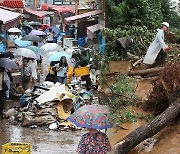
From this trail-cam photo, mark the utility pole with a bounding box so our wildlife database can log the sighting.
[75,0,79,39]
[34,0,37,9]
[102,0,105,28]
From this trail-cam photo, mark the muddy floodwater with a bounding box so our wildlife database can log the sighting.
[1,60,179,154]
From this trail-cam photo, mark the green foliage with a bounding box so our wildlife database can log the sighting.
[100,59,109,85]
[120,0,149,27]
[105,26,155,60]
[114,110,138,124]
[111,75,136,100]
[144,114,156,122]
[146,0,163,28]
[136,112,156,122]
[159,0,171,20]
[168,12,180,30]
[106,0,163,29]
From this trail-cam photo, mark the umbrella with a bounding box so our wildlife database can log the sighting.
[48,52,71,62]
[45,26,60,35]
[22,25,33,35]
[14,48,37,59]
[22,35,41,41]
[27,46,40,53]
[39,24,50,30]
[40,43,63,55]
[8,27,21,33]
[28,21,42,26]
[14,38,31,47]
[0,51,14,58]
[0,58,18,69]
[29,29,46,36]
[67,104,114,130]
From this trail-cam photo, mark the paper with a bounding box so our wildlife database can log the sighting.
[36,84,66,105]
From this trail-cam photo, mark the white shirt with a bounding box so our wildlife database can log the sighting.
[0,73,3,90]
[29,60,38,79]
[47,32,53,41]
[56,64,68,77]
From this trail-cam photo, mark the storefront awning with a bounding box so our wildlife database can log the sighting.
[64,10,102,23]
[24,8,51,18]
[50,6,73,13]
[41,3,73,13]
[0,0,24,8]
[0,8,22,30]
[87,24,102,39]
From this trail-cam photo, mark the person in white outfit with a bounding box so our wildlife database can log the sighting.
[29,58,38,87]
[143,22,170,66]
[4,70,11,100]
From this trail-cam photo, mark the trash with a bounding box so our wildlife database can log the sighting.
[36,84,66,105]
[22,112,56,126]
[42,81,55,88]
[9,116,18,125]
[25,89,32,96]
[49,122,59,130]
[74,66,90,77]
[2,142,31,154]
[5,108,17,118]
[57,102,71,120]
[30,125,37,129]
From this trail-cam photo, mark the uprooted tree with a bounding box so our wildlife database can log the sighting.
[114,62,180,154]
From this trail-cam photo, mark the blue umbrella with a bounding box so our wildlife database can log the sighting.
[45,26,60,35]
[14,38,31,47]
[0,58,18,69]
[27,46,40,53]
[67,104,114,130]
[48,52,71,62]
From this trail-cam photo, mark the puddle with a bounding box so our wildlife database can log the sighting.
[0,99,85,154]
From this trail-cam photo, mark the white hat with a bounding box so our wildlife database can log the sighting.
[162,22,169,28]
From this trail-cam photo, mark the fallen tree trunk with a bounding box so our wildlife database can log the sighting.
[127,67,164,76]
[114,98,180,154]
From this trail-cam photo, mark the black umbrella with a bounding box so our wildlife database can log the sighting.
[0,58,18,69]
[22,25,33,35]
[0,51,14,59]
[22,35,42,41]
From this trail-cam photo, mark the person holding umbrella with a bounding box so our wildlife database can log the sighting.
[67,104,112,154]
[0,58,19,102]
[20,58,32,92]
[28,58,38,87]
[77,128,111,154]
[0,67,6,117]
[46,28,54,43]
[55,56,68,84]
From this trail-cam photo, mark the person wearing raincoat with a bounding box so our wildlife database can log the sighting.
[143,22,170,66]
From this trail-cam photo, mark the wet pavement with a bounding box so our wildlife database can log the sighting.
[0,99,85,154]
[0,118,85,154]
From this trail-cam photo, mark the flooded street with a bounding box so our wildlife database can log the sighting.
[0,60,179,154]
[0,100,85,153]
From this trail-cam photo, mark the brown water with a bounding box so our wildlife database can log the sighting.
[107,61,180,154]
[109,60,132,73]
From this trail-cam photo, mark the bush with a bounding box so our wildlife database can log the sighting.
[105,26,155,60]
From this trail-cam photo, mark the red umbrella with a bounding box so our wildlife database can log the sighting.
[39,24,50,30]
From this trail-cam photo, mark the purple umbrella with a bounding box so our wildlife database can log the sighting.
[29,29,46,36]
[67,104,114,130]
